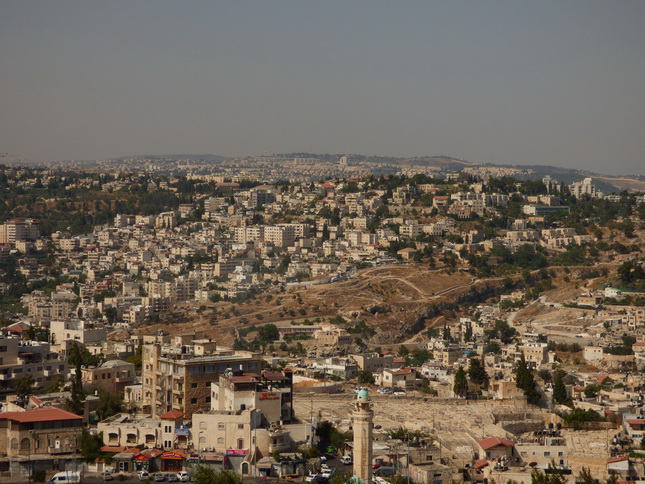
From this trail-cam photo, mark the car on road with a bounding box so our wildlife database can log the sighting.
[153,473,166,482]
[166,473,179,482]
[47,472,82,484]
[138,471,151,480]
[373,466,396,477]
[340,455,352,465]
[100,470,114,481]
[177,471,191,482]
[321,468,334,478]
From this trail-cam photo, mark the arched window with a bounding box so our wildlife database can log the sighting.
[199,436,206,447]
[237,438,244,450]
[10,439,18,450]
[199,421,207,430]
[217,437,224,444]
[20,438,30,452]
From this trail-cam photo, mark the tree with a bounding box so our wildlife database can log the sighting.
[15,374,34,403]
[463,324,473,342]
[453,366,468,398]
[355,370,375,385]
[468,357,489,389]
[104,306,118,323]
[530,465,566,484]
[552,371,570,406]
[96,389,123,421]
[515,355,540,405]
[194,466,242,484]
[126,344,143,371]
[78,430,103,462]
[576,467,595,484]
[257,324,279,342]
[442,324,451,341]
[67,343,85,415]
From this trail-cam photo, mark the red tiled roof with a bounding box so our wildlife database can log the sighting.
[607,457,629,463]
[474,459,489,469]
[386,368,414,376]
[101,446,127,453]
[0,407,82,423]
[626,419,645,426]
[478,437,514,451]
[159,410,184,420]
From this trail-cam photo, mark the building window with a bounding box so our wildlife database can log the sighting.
[238,424,244,430]
[217,437,224,444]
[191,398,197,404]
[237,439,244,449]
[200,422,207,430]
[218,423,225,430]
[191,383,198,388]
[20,438,30,451]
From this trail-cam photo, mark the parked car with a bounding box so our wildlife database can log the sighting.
[166,473,179,482]
[47,472,82,484]
[153,473,166,482]
[138,471,151,480]
[321,468,334,478]
[100,470,114,481]
[177,471,191,482]
[340,455,353,465]
[374,467,396,477]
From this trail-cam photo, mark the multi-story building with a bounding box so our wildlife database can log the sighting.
[50,320,107,348]
[81,359,136,394]
[0,219,40,245]
[212,368,293,424]
[351,353,395,373]
[0,337,68,400]
[569,178,598,198]
[141,341,262,418]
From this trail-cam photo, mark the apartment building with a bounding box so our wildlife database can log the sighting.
[212,368,293,424]
[0,219,40,245]
[0,337,68,400]
[50,320,107,348]
[141,341,262,418]
[81,359,136,394]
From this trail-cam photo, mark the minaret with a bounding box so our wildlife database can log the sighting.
[353,389,374,484]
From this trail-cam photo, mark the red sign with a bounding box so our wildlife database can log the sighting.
[161,452,183,460]
[259,392,279,401]
[134,455,149,461]
[226,450,247,456]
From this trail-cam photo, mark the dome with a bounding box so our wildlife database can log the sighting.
[357,389,369,399]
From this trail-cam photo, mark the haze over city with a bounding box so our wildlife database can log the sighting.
[2,1,645,175]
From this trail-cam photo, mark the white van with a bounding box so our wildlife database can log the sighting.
[340,455,353,465]
[47,471,82,483]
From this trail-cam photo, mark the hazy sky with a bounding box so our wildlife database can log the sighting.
[2,1,645,175]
